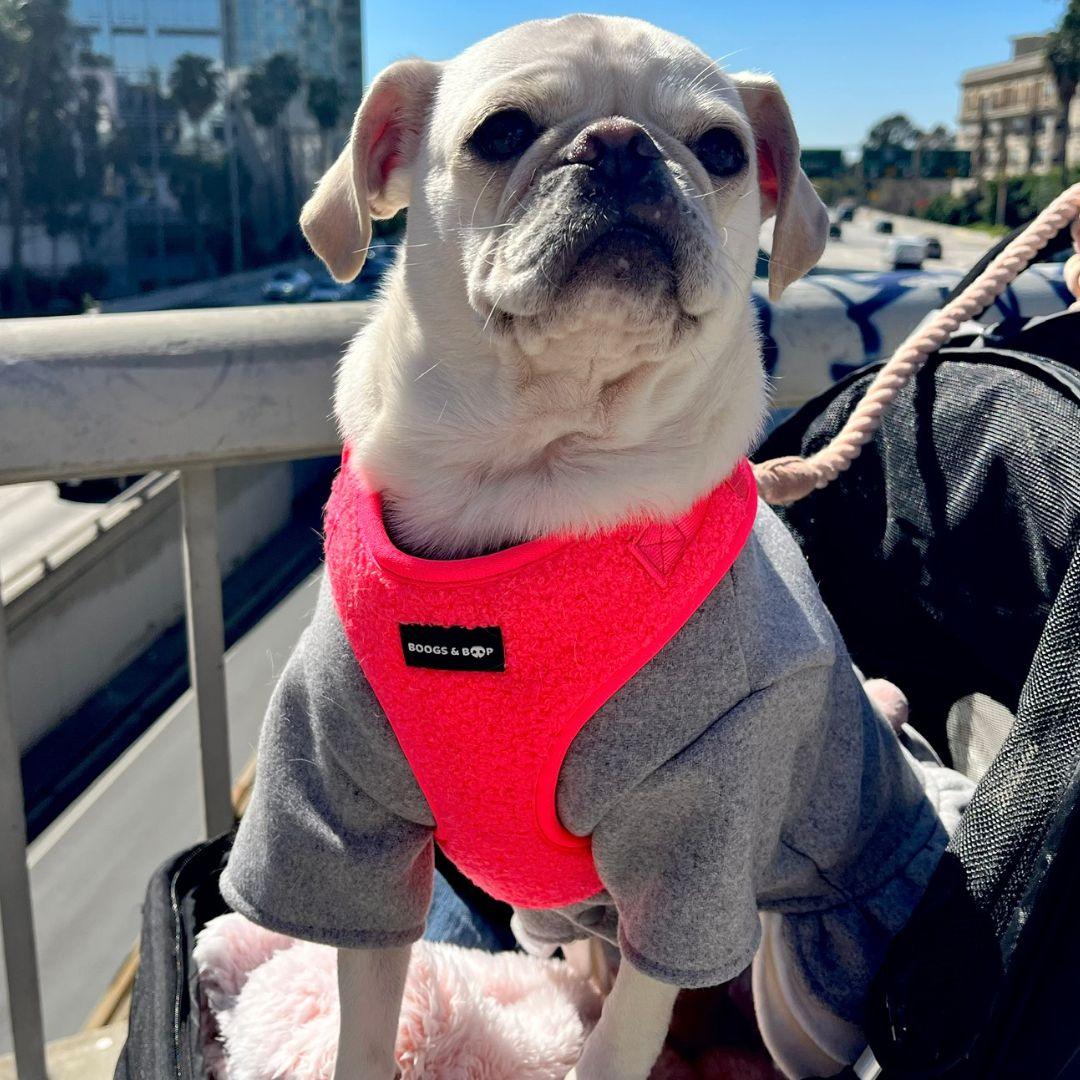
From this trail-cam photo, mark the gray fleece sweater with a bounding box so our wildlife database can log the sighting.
[222,502,971,1023]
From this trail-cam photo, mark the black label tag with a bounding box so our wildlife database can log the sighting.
[399,624,505,671]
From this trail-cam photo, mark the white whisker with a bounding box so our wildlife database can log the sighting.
[481,292,506,335]
[470,169,501,229]
[414,359,443,381]
[454,220,516,233]
[686,48,747,95]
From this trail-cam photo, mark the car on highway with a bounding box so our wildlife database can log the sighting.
[261,268,313,303]
[921,236,943,260]
[888,237,926,271]
[307,273,360,303]
[55,475,142,502]
[359,245,397,284]
[874,220,894,235]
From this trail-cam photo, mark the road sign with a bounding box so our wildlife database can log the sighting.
[918,148,972,179]
[801,149,846,179]
[862,146,915,180]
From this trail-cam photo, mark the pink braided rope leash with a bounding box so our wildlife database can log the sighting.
[755,182,1080,506]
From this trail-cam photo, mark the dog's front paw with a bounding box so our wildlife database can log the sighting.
[564,1067,629,1080]
[510,913,559,959]
[564,1058,640,1080]
[864,677,909,732]
[331,1053,401,1080]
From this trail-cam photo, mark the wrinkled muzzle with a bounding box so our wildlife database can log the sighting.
[469,119,718,328]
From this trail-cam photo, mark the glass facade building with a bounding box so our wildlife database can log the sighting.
[73,0,223,81]
[73,0,364,138]
[67,0,363,289]
[235,0,363,112]
[69,0,225,288]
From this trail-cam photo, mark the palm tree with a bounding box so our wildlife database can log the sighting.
[144,67,170,279]
[168,52,219,272]
[243,51,301,249]
[1048,0,1080,187]
[1,0,74,313]
[73,68,107,263]
[306,75,343,170]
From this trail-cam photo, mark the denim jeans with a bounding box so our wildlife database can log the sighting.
[423,856,517,953]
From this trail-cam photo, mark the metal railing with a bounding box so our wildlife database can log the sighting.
[0,267,1068,1076]
[0,301,358,1078]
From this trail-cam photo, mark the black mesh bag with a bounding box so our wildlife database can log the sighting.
[115,832,234,1080]
[757,265,1079,1078]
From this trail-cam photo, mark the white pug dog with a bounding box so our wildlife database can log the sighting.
[306,14,826,561]
[301,13,828,1080]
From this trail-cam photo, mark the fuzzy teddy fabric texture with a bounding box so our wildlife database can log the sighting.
[194,913,785,1079]
[195,912,603,1079]
[321,449,758,909]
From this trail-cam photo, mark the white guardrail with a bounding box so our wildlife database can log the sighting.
[0,265,1070,1077]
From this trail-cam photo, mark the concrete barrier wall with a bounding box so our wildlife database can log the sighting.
[1,266,1071,486]
[5,464,298,751]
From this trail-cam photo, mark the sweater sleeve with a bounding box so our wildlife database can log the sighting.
[589,668,834,988]
[221,576,435,949]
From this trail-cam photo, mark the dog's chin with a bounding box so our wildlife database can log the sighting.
[497,284,693,373]
[480,233,697,368]
[570,224,678,293]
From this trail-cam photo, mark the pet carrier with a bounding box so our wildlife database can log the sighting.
[756,221,1079,1079]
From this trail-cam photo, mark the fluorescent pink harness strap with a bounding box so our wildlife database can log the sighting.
[324,453,758,908]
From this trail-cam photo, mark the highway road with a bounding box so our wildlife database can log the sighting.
[767,205,999,275]
[0,570,321,1054]
[0,484,107,602]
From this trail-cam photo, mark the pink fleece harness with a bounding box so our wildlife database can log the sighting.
[324,450,758,908]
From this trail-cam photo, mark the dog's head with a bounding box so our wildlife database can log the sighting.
[303,14,825,372]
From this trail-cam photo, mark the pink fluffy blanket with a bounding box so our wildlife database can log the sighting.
[195,912,602,1079]
[195,913,780,1079]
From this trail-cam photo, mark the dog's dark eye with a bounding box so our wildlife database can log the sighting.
[692,127,747,177]
[468,108,541,163]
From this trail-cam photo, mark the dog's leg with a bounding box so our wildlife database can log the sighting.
[567,960,679,1080]
[333,944,411,1080]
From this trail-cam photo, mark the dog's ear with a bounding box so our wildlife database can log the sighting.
[300,59,442,282]
[730,72,829,300]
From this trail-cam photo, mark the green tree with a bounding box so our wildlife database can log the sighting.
[73,68,109,261]
[0,0,77,313]
[864,114,923,151]
[166,149,229,267]
[306,75,343,169]
[140,68,177,277]
[243,51,301,250]
[104,80,178,284]
[920,124,954,150]
[23,59,79,274]
[1048,0,1080,188]
[168,52,219,271]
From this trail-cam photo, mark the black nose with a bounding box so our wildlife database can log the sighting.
[565,119,664,197]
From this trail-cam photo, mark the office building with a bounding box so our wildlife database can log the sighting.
[958,33,1080,179]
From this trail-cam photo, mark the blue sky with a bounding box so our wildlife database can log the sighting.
[363,0,1064,148]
